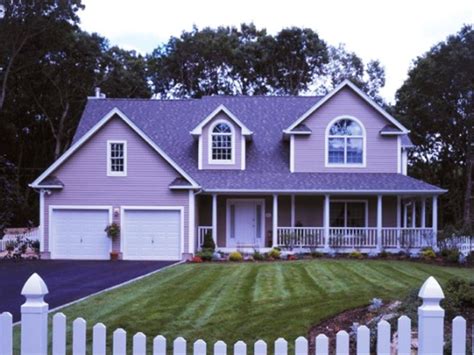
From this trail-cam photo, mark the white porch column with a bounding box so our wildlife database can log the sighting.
[412,200,417,228]
[377,195,383,251]
[211,194,217,246]
[272,194,278,247]
[188,190,195,254]
[323,194,330,250]
[396,196,401,250]
[421,197,426,228]
[432,196,438,246]
[290,194,296,227]
[39,189,45,253]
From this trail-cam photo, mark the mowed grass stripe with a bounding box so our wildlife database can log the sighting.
[12,260,474,353]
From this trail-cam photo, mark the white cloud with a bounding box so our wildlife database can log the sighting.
[80,0,473,103]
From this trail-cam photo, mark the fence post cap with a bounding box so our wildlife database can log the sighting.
[21,273,48,297]
[418,276,444,299]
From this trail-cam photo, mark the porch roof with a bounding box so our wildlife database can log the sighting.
[195,172,446,194]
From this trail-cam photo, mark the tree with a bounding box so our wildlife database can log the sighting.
[321,44,386,103]
[0,1,83,112]
[148,24,329,98]
[395,25,474,229]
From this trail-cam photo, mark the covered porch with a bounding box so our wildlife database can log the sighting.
[196,193,439,253]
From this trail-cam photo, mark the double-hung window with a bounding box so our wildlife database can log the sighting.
[210,121,233,163]
[327,118,365,166]
[107,140,127,176]
[330,201,367,227]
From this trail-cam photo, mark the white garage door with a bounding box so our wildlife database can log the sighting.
[51,209,111,260]
[123,209,181,260]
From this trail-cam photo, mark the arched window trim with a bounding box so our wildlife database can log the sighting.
[208,119,235,164]
[325,115,366,168]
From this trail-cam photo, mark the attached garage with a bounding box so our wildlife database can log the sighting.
[122,207,183,260]
[50,207,112,260]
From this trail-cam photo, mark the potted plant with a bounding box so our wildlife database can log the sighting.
[104,223,120,260]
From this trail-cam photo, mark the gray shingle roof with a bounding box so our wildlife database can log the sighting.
[73,96,443,193]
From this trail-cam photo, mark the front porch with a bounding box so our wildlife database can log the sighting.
[196,193,439,254]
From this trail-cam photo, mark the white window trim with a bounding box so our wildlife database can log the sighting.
[107,140,127,176]
[329,199,369,227]
[208,119,235,165]
[325,115,367,168]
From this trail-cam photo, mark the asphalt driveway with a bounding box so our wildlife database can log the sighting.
[0,259,178,321]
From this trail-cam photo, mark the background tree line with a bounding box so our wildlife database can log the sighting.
[0,1,472,233]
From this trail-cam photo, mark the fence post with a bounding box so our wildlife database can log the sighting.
[20,273,49,355]
[417,276,445,355]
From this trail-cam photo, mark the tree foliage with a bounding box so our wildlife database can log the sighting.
[148,24,385,99]
[395,25,474,228]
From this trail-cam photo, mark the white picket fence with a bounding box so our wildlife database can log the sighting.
[441,235,474,256]
[0,274,472,354]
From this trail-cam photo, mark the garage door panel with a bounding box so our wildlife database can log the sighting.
[52,209,110,260]
[124,209,181,260]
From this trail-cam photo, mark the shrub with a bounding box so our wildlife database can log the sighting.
[196,249,213,262]
[379,250,389,258]
[252,250,265,261]
[420,248,436,261]
[268,248,281,259]
[30,240,40,252]
[201,231,216,251]
[5,240,15,251]
[229,251,243,262]
[311,251,324,258]
[443,278,474,318]
[287,254,297,261]
[441,248,460,263]
[466,251,474,266]
[191,256,203,263]
[348,251,364,259]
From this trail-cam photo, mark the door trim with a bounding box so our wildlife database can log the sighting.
[120,206,184,260]
[49,205,113,260]
[226,199,265,248]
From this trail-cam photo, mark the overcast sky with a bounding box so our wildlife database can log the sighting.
[80,0,473,103]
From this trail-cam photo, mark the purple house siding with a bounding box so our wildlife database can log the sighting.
[201,112,244,170]
[294,87,399,173]
[43,117,189,255]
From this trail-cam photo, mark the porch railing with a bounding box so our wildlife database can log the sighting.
[329,227,377,248]
[277,227,434,250]
[198,226,213,249]
[277,227,325,247]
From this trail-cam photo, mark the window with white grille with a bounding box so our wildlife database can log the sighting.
[107,141,127,176]
[210,122,233,163]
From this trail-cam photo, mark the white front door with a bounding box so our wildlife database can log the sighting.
[227,200,264,247]
[122,208,181,260]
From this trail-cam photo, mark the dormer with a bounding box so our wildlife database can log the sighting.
[283,80,410,173]
[191,105,253,170]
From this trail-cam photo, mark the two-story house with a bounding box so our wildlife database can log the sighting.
[29,80,445,260]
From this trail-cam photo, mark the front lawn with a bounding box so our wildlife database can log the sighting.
[14,260,474,351]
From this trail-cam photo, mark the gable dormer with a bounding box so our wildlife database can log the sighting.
[284,80,410,173]
[191,105,253,170]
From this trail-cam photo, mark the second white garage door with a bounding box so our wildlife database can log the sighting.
[122,208,182,260]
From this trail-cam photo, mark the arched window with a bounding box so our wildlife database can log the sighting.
[327,118,365,165]
[210,121,233,162]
